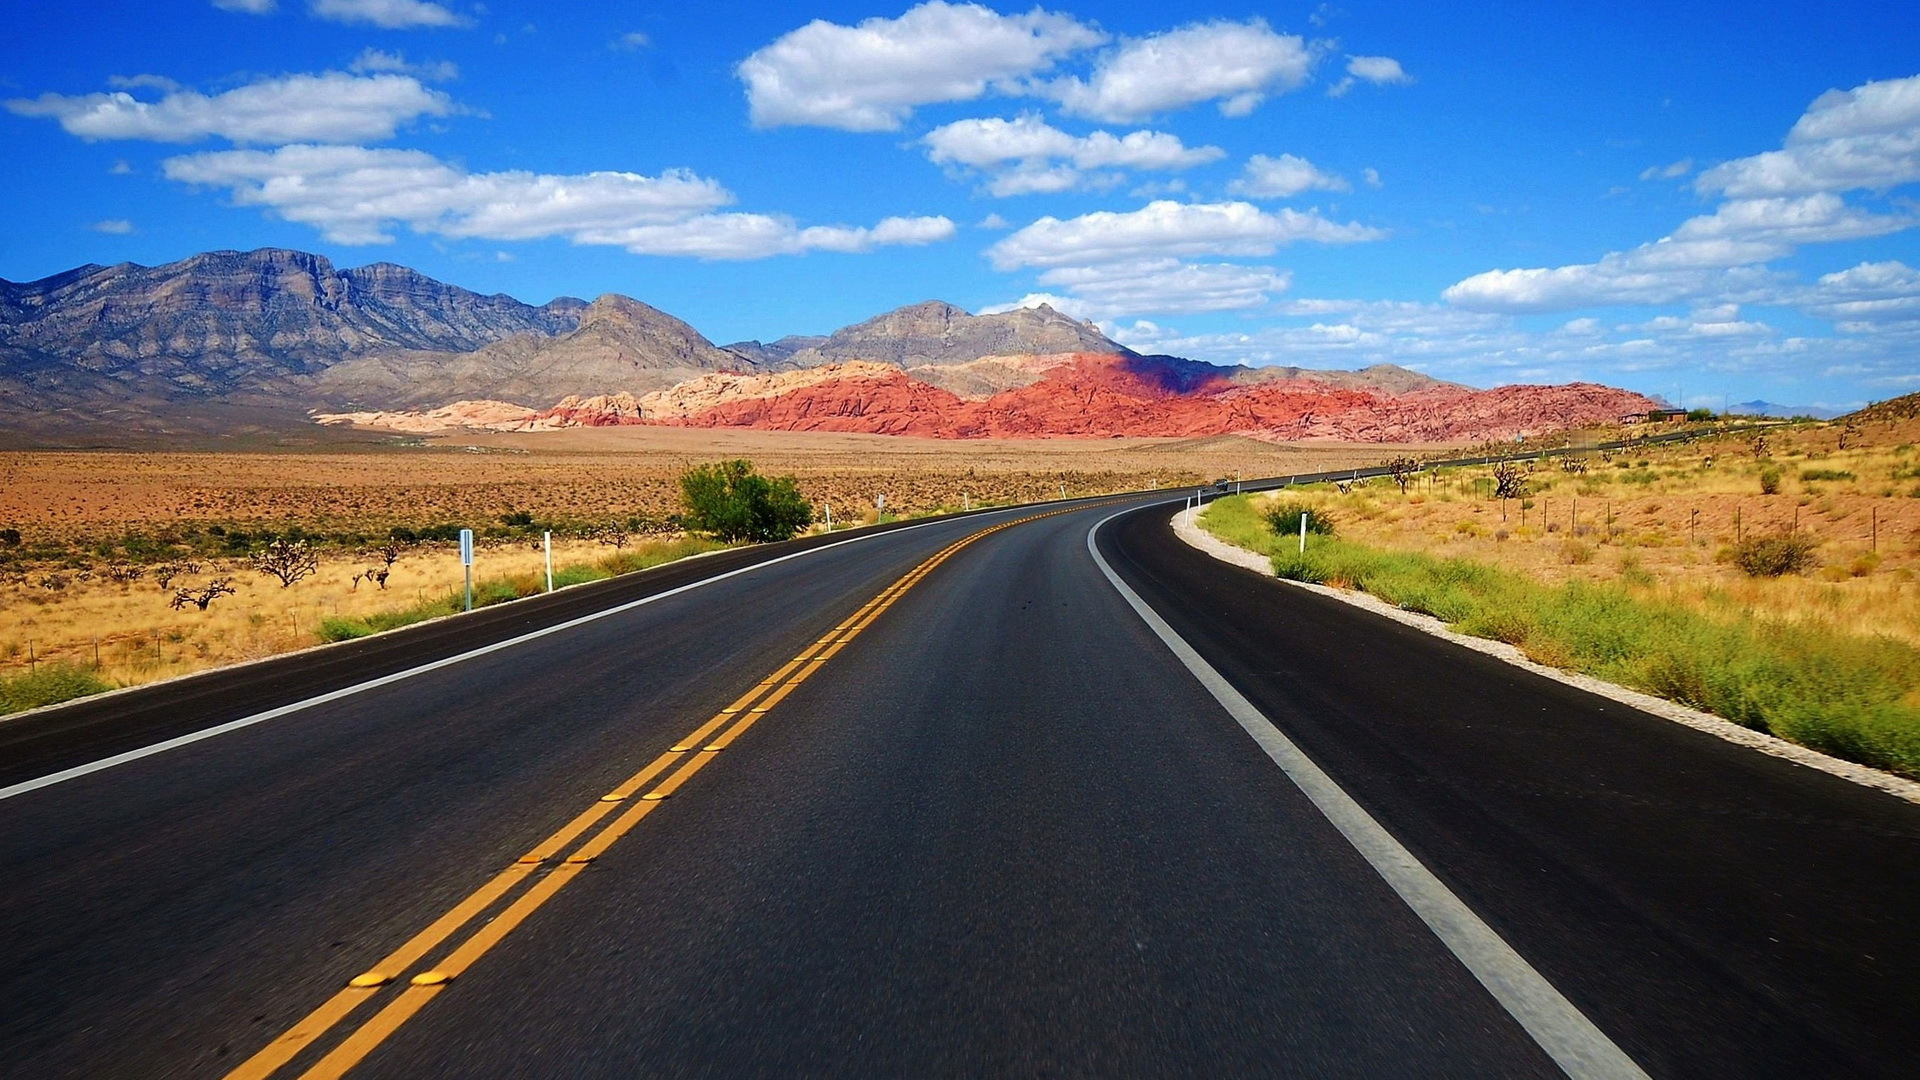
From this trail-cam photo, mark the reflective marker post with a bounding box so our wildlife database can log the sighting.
[543,530,553,593]
[1299,511,1307,554]
[459,528,475,611]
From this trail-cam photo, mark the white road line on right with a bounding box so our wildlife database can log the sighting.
[1087,507,1652,1080]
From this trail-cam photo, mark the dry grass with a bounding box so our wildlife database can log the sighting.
[0,427,1398,703]
[1250,418,1920,647]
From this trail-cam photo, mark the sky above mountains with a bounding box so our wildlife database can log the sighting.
[2,0,1916,409]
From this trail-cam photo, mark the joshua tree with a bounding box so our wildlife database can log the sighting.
[1491,460,1532,500]
[251,538,319,588]
[170,579,236,611]
[589,523,632,550]
[1384,456,1422,494]
[151,561,201,589]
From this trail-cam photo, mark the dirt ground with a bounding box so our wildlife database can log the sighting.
[1245,417,1920,647]
[0,428,1420,693]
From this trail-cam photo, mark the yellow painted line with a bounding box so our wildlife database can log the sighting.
[638,749,718,801]
[231,501,1112,1079]
[298,863,589,1080]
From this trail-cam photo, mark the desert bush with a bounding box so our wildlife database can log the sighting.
[1759,467,1784,495]
[1561,540,1595,565]
[1263,501,1336,538]
[1732,534,1821,577]
[251,538,319,588]
[1206,511,1920,778]
[1799,469,1856,483]
[680,460,813,543]
[0,663,112,715]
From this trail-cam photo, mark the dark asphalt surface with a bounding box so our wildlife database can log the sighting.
[1,490,1915,1077]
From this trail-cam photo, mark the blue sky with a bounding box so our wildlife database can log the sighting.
[2,0,1917,408]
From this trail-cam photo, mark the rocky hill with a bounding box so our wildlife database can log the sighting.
[321,353,1658,444]
[781,301,1127,369]
[0,249,582,396]
[4,247,1657,444]
[311,294,753,408]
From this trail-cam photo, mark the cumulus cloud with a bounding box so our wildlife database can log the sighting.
[1447,196,1911,313]
[6,72,454,144]
[1446,75,1920,315]
[1327,54,1410,97]
[1041,19,1315,121]
[1227,153,1349,198]
[988,199,1383,270]
[89,219,135,234]
[738,1,1103,131]
[1802,260,1920,330]
[922,114,1223,196]
[1696,74,1920,197]
[160,143,952,258]
[309,0,466,29]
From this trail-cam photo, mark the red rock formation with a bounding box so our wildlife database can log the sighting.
[318,352,1661,443]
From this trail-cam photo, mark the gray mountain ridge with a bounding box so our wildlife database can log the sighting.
[1,247,1456,439]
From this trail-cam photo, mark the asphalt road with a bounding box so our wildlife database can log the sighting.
[1,492,1915,1078]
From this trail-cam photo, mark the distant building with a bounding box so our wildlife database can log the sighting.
[1645,408,1689,423]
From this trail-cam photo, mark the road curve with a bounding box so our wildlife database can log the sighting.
[0,492,1914,1078]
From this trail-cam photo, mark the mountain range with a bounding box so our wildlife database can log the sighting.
[2,248,1658,444]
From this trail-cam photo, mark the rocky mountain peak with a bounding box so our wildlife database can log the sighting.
[783,299,1129,369]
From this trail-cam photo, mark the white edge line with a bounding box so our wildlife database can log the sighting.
[1086,505,1651,1080]
[1172,503,1920,806]
[0,510,1014,803]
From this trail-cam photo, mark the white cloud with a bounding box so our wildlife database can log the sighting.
[580,214,955,260]
[738,1,1103,131]
[349,49,459,81]
[612,31,650,51]
[163,144,730,244]
[309,0,466,29]
[979,292,1099,321]
[922,113,1223,195]
[160,143,952,259]
[1028,258,1292,317]
[1363,167,1382,188]
[1639,158,1692,181]
[1328,54,1410,97]
[977,213,1011,229]
[988,199,1383,270]
[1696,74,1920,197]
[1227,153,1349,198]
[1042,19,1314,121]
[89,218,135,234]
[213,0,275,12]
[6,72,454,144]
[1446,76,1920,315]
[1802,260,1920,330]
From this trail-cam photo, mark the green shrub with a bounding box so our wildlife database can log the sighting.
[1732,534,1820,577]
[680,460,813,542]
[1262,500,1336,538]
[1194,495,1920,779]
[1759,467,1784,494]
[1798,469,1855,483]
[0,663,112,714]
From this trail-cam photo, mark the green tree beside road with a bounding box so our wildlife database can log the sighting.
[679,460,814,543]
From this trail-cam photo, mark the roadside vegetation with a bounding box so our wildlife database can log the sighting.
[1,459,835,716]
[1198,404,1920,779]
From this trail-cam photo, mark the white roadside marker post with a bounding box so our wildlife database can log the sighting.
[543,530,553,593]
[1299,510,1307,554]
[459,528,475,612]
[826,502,833,532]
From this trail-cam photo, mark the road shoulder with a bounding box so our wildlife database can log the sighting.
[1171,503,1920,806]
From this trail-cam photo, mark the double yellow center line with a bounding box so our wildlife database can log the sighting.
[227,504,1089,1079]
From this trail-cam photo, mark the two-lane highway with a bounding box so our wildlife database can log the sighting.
[2,493,1917,1077]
